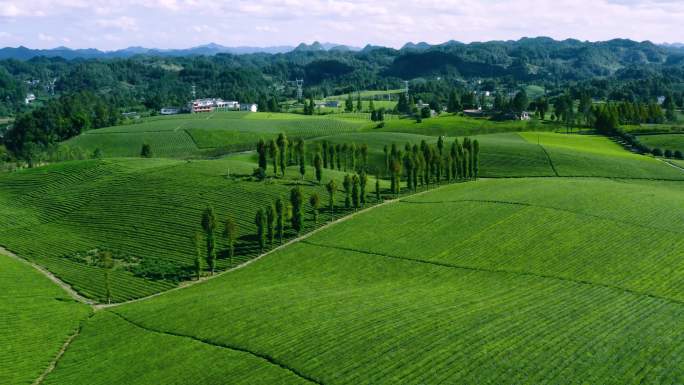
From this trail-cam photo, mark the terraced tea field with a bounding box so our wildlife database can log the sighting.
[0,252,90,385]
[0,156,385,302]
[519,132,684,179]
[41,177,684,385]
[5,112,684,384]
[637,133,684,153]
[64,112,370,158]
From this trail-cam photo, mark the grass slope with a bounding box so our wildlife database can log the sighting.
[0,253,90,385]
[61,177,684,385]
[42,312,310,385]
[314,131,554,177]
[0,156,385,302]
[520,132,684,179]
[64,112,370,158]
[637,133,684,153]
[378,114,560,137]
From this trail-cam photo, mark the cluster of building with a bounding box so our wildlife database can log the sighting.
[160,98,258,115]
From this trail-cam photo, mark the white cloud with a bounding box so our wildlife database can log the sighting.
[95,16,138,31]
[38,33,55,42]
[1,0,684,49]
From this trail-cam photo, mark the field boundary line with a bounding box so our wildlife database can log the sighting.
[109,311,323,385]
[0,246,95,305]
[301,241,684,307]
[96,184,449,309]
[537,144,560,176]
[32,313,93,385]
[399,198,684,235]
[659,158,684,173]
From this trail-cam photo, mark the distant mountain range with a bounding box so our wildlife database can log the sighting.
[0,42,363,60]
[1,39,683,61]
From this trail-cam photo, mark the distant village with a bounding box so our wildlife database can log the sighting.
[160,98,258,115]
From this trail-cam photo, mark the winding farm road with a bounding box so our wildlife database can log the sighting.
[0,246,94,305]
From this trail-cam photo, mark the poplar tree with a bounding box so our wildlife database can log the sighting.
[275,198,285,244]
[359,143,369,171]
[224,216,237,265]
[314,152,323,184]
[201,207,217,274]
[350,143,357,171]
[309,192,320,223]
[473,139,480,179]
[99,251,114,304]
[257,138,267,170]
[193,232,203,280]
[342,143,349,171]
[276,133,288,177]
[269,139,278,176]
[296,139,305,179]
[328,143,335,170]
[326,179,337,220]
[343,174,352,208]
[352,174,360,209]
[265,205,275,246]
[255,208,266,253]
[290,187,303,234]
[383,144,389,175]
[403,152,414,191]
[322,141,329,168]
[375,175,381,201]
[335,144,342,170]
[359,171,368,205]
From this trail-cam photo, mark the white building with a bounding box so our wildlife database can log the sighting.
[160,107,180,115]
[25,93,36,105]
[240,103,258,112]
[189,98,240,113]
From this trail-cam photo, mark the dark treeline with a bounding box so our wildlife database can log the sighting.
[3,38,684,161]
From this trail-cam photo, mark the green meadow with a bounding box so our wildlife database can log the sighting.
[3,108,684,384]
[0,253,90,385]
[637,133,684,153]
[43,178,684,385]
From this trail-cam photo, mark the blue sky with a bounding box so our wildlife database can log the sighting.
[1,0,683,50]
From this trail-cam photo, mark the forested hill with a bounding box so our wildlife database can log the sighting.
[2,37,684,159]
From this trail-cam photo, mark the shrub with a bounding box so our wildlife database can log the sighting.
[675,150,683,159]
[651,148,663,157]
[664,149,673,158]
[252,167,266,180]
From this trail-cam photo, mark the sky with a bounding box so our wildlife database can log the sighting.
[0,0,683,50]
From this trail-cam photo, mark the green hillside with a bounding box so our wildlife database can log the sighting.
[637,133,684,153]
[0,155,388,302]
[0,252,90,385]
[44,177,684,384]
[63,112,370,158]
[519,132,684,179]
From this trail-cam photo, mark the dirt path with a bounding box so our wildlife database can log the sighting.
[1,182,451,311]
[31,324,85,385]
[0,246,95,306]
[659,158,684,173]
[96,184,448,310]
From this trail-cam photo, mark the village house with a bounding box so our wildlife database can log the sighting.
[240,103,258,112]
[189,98,240,113]
[160,107,180,115]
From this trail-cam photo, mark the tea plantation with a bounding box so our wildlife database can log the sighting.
[3,111,684,384]
[43,177,684,385]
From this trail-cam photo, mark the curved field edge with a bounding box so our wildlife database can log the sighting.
[41,312,311,385]
[0,252,91,385]
[63,177,684,385]
[105,244,684,385]
[0,155,394,303]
